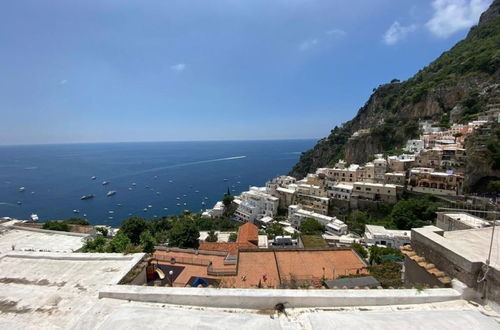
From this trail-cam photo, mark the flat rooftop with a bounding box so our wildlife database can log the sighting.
[0,252,499,329]
[0,227,86,254]
[443,227,500,269]
[0,252,143,329]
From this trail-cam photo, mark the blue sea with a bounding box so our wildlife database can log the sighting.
[0,140,315,226]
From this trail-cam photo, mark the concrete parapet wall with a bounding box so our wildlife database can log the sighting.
[10,225,90,237]
[99,285,462,309]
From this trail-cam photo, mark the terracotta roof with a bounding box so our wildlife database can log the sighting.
[237,222,259,244]
[198,241,257,256]
[199,242,239,256]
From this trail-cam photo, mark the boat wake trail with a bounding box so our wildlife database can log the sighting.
[112,156,247,179]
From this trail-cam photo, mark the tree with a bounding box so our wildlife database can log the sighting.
[96,227,108,237]
[120,217,149,244]
[205,230,218,242]
[299,218,326,235]
[223,194,234,207]
[345,211,370,235]
[140,230,156,253]
[82,235,107,252]
[369,246,402,265]
[390,197,440,230]
[64,217,89,225]
[351,242,368,259]
[107,232,132,253]
[168,220,200,249]
[265,222,285,239]
[228,233,238,242]
[43,221,69,232]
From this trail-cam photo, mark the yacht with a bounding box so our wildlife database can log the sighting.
[17,201,22,205]
[81,194,94,200]
[107,190,116,197]
[30,214,39,222]
[148,205,152,208]
[108,210,114,214]
[91,176,96,180]
[132,183,137,186]
[102,181,110,185]
[19,187,25,192]
[73,209,80,214]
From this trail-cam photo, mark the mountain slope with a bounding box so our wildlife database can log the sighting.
[290,0,500,183]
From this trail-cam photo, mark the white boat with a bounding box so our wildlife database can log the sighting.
[132,183,137,186]
[102,181,110,185]
[128,187,133,190]
[107,190,116,197]
[73,209,80,214]
[108,210,114,214]
[176,203,181,206]
[19,187,25,192]
[143,208,148,212]
[148,205,152,208]
[30,214,39,222]
[91,176,96,180]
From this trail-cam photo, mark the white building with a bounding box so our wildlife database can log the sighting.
[266,175,296,193]
[364,225,411,249]
[436,212,491,231]
[351,182,399,203]
[327,182,353,201]
[404,139,425,153]
[202,201,225,218]
[288,205,347,236]
[234,187,279,223]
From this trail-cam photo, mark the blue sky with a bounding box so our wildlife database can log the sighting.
[0,0,492,144]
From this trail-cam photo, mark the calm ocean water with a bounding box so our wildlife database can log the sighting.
[0,140,315,226]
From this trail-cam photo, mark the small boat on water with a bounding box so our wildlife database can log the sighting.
[108,210,114,214]
[91,176,96,180]
[73,209,80,214]
[102,181,110,185]
[143,208,148,212]
[223,178,228,182]
[163,207,168,210]
[176,197,180,200]
[107,191,116,197]
[168,180,173,183]
[19,187,25,192]
[81,194,95,200]
[30,213,39,222]
[148,205,152,208]
[128,187,133,190]
[176,203,181,206]
[195,190,199,193]
[132,183,137,186]
[17,201,22,205]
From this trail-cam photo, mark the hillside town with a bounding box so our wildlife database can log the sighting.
[204,116,498,250]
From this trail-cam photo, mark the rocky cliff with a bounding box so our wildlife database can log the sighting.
[290,0,500,186]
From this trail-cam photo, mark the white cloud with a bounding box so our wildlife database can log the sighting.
[170,63,186,72]
[426,0,491,38]
[383,21,418,45]
[59,79,68,85]
[325,28,346,38]
[298,38,319,51]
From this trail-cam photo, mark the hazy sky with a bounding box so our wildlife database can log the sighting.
[0,0,492,144]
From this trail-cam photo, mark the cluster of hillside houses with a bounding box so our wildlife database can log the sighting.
[203,118,496,249]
